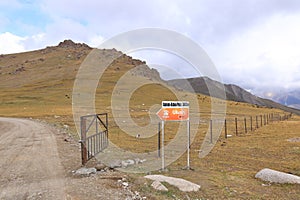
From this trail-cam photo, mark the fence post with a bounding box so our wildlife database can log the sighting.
[272,113,274,122]
[256,116,258,129]
[106,113,109,146]
[81,117,87,165]
[235,117,238,136]
[187,120,190,169]
[225,119,227,139]
[261,115,263,127]
[264,115,268,125]
[210,120,213,143]
[244,117,247,133]
[250,116,253,131]
[158,122,161,157]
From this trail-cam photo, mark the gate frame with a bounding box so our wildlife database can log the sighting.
[80,113,108,165]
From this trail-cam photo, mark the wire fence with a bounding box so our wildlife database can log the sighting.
[209,112,292,140]
[93,111,293,170]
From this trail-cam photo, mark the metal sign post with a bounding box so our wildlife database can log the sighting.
[187,120,190,169]
[161,121,165,170]
[156,101,190,171]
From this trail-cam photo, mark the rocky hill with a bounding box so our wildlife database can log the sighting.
[0,39,299,116]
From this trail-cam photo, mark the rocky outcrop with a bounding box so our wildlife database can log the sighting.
[130,64,163,81]
[58,39,92,49]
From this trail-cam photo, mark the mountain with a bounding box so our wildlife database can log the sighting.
[0,39,168,120]
[167,77,300,115]
[0,39,299,118]
[270,90,300,110]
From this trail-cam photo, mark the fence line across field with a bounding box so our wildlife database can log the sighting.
[79,111,292,168]
[207,112,292,141]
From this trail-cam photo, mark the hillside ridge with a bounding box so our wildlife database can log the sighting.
[0,39,299,115]
[167,76,300,115]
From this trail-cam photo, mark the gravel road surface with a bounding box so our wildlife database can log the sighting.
[0,117,65,199]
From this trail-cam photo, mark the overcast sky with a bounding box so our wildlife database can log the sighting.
[1,0,300,98]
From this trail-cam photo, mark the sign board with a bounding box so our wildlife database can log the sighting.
[157,101,191,170]
[156,101,189,121]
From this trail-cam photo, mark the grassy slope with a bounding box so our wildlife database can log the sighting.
[0,44,299,199]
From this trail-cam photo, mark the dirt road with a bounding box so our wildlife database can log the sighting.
[0,117,65,199]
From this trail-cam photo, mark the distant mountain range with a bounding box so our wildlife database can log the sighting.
[269,90,300,110]
[167,77,300,115]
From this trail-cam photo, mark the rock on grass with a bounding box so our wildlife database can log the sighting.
[255,168,300,184]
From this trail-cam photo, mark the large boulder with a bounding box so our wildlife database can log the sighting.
[145,175,200,192]
[255,168,300,184]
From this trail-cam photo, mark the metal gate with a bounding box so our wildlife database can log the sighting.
[80,113,108,165]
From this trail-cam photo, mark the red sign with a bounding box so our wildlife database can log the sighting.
[156,107,189,121]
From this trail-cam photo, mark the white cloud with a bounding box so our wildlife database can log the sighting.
[88,35,105,48]
[2,0,300,96]
[210,12,300,92]
[0,32,26,54]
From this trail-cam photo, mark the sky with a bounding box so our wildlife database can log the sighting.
[1,0,300,98]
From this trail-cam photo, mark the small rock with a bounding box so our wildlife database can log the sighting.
[75,167,97,176]
[95,163,106,171]
[109,160,122,169]
[287,137,300,142]
[122,182,129,187]
[134,158,146,164]
[151,180,168,191]
[63,124,69,129]
[122,159,135,168]
[262,183,271,187]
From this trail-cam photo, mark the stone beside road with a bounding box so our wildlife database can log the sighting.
[74,167,97,176]
[109,158,147,169]
[255,168,300,184]
[145,175,201,192]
